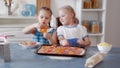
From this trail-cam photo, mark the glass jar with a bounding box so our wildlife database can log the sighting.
[83,0,92,9]
[82,20,90,33]
[91,0,99,9]
[91,21,100,34]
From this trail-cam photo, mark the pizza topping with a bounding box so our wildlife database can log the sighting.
[38,46,85,55]
[20,41,37,46]
[39,26,48,33]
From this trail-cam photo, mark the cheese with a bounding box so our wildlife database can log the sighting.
[98,42,111,46]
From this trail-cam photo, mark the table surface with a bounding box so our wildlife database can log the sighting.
[0,43,120,68]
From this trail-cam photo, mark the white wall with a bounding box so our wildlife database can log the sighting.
[51,0,76,17]
[105,0,120,47]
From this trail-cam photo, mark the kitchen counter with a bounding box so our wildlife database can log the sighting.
[0,43,120,68]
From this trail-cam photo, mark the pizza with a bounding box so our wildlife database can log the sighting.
[38,26,48,33]
[19,41,39,48]
[36,45,85,56]
[20,41,37,46]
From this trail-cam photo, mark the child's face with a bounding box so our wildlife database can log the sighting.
[37,10,51,27]
[58,9,73,25]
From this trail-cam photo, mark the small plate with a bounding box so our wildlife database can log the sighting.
[19,41,40,49]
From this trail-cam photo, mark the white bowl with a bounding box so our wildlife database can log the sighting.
[19,41,40,49]
[97,44,112,54]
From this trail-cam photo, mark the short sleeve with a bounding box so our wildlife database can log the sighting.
[57,26,64,37]
[81,26,88,38]
[48,28,56,35]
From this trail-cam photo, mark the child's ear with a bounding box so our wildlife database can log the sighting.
[69,12,74,18]
[71,13,74,17]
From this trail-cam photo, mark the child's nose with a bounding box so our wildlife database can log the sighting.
[42,18,46,21]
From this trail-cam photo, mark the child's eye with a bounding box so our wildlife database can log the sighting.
[61,15,65,17]
[59,15,64,18]
[40,16,43,19]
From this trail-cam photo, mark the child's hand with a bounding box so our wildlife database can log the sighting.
[60,39,69,46]
[77,39,85,45]
[38,24,48,33]
[43,32,51,40]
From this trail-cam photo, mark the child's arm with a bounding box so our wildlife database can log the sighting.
[77,37,91,46]
[22,23,38,34]
[51,31,57,44]
[83,37,91,46]
[43,31,57,45]
[58,36,69,46]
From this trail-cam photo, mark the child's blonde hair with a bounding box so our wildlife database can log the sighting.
[59,5,78,23]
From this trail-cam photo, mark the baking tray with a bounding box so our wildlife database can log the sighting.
[35,44,86,57]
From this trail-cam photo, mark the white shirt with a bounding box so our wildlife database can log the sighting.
[57,24,88,39]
